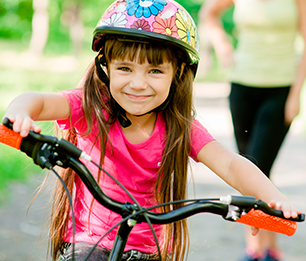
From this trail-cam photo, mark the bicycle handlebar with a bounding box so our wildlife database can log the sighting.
[0,119,304,237]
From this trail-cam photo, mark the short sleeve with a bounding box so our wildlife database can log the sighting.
[56,89,88,133]
[190,119,215,161]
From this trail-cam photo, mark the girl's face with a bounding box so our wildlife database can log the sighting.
[109,58,174,117]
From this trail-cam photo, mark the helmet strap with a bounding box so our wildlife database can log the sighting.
[95,47,109,87]
[116,106,132,128]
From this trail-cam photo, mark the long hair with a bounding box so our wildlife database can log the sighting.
[48,38,195,261]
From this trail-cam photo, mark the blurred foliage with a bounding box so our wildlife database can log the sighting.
[0,0,33,39]
[0,0,114,54]
[46,0,115,54]
[0,0,236,54]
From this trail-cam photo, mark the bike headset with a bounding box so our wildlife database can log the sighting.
[91,0,200,127]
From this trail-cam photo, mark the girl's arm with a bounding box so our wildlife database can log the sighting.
[2,92,70,137]
[196,140,300,219]
[284,0,306,125]
[200,0,234,67]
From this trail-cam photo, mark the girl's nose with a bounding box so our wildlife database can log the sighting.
[130,74,148,90]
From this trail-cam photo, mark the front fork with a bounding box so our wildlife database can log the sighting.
[108,217,137,261]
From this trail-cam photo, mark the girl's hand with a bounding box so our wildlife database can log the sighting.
[268,200,301,219]
[2,114,41,137]
[250,200,301,236]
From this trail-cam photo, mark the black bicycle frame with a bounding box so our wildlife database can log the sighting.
[64,156,230,261]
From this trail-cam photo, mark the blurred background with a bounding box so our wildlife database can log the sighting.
[0,0,305,260]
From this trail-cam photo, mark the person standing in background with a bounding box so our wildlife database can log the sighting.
[200,0,306,261]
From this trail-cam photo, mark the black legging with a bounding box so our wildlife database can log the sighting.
[229,83,291,178]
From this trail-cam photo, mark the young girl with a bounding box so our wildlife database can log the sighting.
[2,0,300,261]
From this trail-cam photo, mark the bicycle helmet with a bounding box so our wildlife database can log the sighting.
[92,0,199,73]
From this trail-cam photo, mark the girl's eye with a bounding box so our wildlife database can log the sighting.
[118,67,130,72]
[150,69,162,74]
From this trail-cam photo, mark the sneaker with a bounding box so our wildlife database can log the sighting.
[262,249,283,261]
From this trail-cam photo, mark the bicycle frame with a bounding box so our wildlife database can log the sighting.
[0,118,304,261]
[56,151,231,260]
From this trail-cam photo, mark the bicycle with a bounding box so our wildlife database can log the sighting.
[0,117,304,261]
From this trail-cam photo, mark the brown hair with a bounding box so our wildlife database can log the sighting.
[48,38,195,261]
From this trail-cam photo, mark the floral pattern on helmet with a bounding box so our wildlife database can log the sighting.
[101,12,128,27]
[176,9,196,50]
[152,12,178,38]
[127,0,167,18]
[94,0,199,63]
[131,19,151,31]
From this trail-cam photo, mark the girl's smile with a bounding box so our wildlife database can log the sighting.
[124,93,152,101]
[109,59,174,117]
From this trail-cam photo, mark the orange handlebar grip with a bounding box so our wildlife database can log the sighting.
[236,209,297,236]
[0,124,22,150]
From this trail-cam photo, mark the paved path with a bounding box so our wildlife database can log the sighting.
[0,82,305,260]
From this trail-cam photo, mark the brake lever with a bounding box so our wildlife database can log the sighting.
[220,195,255,217]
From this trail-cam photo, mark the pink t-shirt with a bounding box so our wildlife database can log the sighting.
[57,89,215,253]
